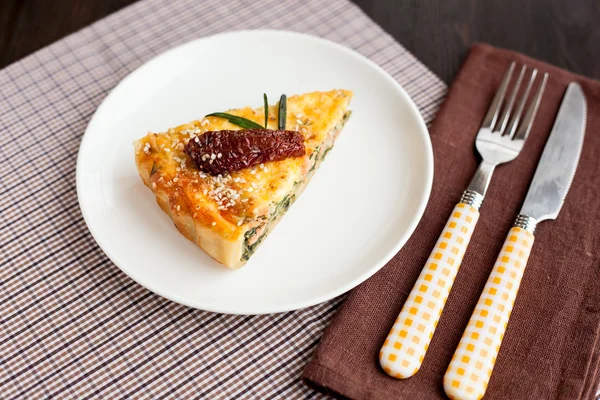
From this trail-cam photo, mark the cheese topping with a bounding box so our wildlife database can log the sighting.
[134,89,352,241]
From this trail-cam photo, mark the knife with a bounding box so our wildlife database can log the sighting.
[443,82,587,400]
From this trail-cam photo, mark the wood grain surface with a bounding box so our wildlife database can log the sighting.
[0,0,599,83]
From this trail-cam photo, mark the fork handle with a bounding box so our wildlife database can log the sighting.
[379,196,481,378]
[444,220,535,400]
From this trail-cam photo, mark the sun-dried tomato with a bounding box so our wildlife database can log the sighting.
[185,129,305,175]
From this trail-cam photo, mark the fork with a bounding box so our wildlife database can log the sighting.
[379,62,548,379]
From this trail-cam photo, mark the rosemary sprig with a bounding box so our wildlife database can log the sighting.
[263,93,269,128]
[208,93,287,130]
[278,94,287,130]
[205,112,264,130]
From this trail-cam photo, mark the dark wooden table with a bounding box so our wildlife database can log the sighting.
[1,0,599,84]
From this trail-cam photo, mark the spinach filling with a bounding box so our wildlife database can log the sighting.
[241,111,351,261]
[273,193,295,217]
[320,147,333,161]
[242,225,266,261]
[241,193,297,261]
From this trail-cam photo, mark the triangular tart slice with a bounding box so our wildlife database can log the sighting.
[134,89,352,268]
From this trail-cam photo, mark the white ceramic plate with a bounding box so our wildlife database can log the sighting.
[77,30,433,315]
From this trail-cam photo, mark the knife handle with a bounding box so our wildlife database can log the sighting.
[380,200,480,378]
[444,224,534,400]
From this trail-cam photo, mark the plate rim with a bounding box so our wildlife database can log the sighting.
[76,29,434,314]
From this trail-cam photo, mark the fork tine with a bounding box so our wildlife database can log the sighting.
[482,62,515,131]
[507,69,537,138]
[512,72,548,140]
[498,65,526,134]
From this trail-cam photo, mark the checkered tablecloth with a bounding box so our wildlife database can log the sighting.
[0,0,446,398]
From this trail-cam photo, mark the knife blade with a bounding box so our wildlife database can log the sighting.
[520,82,587,223]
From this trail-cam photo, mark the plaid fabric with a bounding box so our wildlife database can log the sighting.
[0,0,446,398]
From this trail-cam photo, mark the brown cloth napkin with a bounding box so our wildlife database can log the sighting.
[303,44,600,399]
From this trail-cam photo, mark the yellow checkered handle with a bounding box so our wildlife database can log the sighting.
[444,225,535,400]
[380,201,480,378]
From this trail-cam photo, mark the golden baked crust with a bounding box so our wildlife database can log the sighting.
[134,89,352,268]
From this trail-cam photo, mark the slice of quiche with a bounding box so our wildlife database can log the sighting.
[134,89,352,268]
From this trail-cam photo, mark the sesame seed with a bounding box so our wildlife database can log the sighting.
[297,119,303,124]
[217,153,222,158]
[143,143,151,154]
[212,222,216,226]
[203,189,208,195]
[247,187,254,192]
[234,177,241,183]
[264,167,268,172]
[250,169,256,175]
[195,137,200,143]
[200,172,207,178]
[164,148,171,153]
[176,205,180,211]
[237,220,243,227]
[211,153,216,160]
[260,163,265,169]
[242,198,248,202]
[151,182,157,189]
[173,177,179,182]
[251,183,257,189]
[209,159,214,164]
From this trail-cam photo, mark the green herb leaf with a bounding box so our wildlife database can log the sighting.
[150,162,159,176]
[278,94,287,130]
[321,146,333,161]
[273,193,295,217]
[263,93,269,129]
[205,112,264,130]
